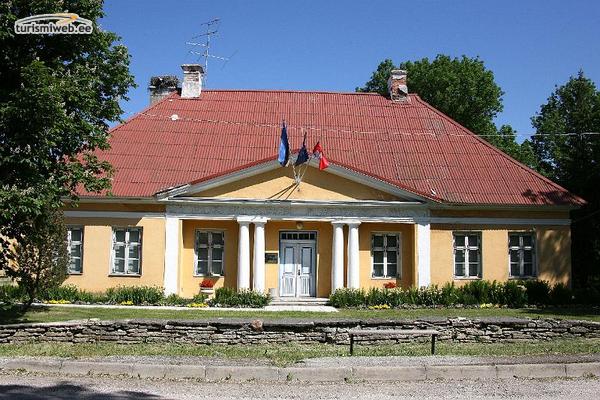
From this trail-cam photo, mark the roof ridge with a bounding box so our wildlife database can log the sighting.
[188,89,415,97]
[412,96,585,205]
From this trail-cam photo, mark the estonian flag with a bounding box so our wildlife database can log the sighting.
[295,132,310,166]
[278,122,290,167]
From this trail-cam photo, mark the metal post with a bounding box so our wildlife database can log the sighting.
[350,334,354,355]
[431,334,436,355]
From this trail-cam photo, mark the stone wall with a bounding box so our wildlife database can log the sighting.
[1,317,599,345]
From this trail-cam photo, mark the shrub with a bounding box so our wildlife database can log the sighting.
[105,286,164,305]
[191,293,208,304]
[365,287,389,306]
[329,288,366,308]
[439,283,460,306]
[211,287,270,308]
[0,284,25,303]
[550,283,573,305]
[522,280,551,305]
[43,284,80,302]
[502,281,527,308]
[162,294,190,306]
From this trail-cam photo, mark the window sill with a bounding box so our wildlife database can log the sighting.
[108,273,141,277]
[371,277,400,280]
[193,274,223,278]
[509,276,538,280]
[68,272,83,276]
[453,277,482,280]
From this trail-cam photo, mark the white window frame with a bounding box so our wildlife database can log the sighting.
[66,226,84,274]
[194,230,225,277]
[110,227,142,276]
[370,232,401,279]
[453,232,482,279]
[508,232,537,278]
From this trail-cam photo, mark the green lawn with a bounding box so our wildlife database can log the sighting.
[0,339,598,366]
[1,304,599,324]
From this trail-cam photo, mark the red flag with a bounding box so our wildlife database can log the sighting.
[312,141,329,170]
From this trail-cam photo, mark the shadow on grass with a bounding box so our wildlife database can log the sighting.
[520,306,600,320]
[0,304,50,325]
[0,382,160,399]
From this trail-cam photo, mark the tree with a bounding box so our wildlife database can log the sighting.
[357,56,533,162]
[5,209,69,309]
[0,1,135,271]
[531,71,600,286]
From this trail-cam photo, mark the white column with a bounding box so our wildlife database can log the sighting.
[163,216,180,296]
[237,218,251,291]
[331,221,345,293]
[346,221,361,289]
[252,218,268,293]
[416,220,431,287]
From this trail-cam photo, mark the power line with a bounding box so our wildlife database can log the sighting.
[136,111,600,139]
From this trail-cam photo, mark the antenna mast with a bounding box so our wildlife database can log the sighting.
[186,18,231,86]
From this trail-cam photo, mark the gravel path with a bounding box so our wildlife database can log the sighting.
[0,372,598,399]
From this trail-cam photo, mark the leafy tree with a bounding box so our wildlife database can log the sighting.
[531,71,600,286]
[5,209,69,309]
[0,1,135,271]
[357,56,533,162]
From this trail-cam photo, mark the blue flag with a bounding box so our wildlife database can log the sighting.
[278,122,290,167]
[294,132,309,166]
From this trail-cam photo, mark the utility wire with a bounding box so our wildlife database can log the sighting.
[135,111,600,139]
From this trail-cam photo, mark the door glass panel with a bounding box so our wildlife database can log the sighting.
[301,247,312,275]
[283,246,295,273]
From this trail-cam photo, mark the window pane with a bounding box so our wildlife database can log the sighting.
[454,234,465,247]
[523,250,533,263]
[509,250,519,263]
[373,235,384,248]
[510,262,521,276]
[469,263,479,277]
[522,235,533,247]
[128,245,139,259]
[468,249,479,263]
[198,248,209,261]
[212,247,223,262]
[71,245,81,258]
[127,259,139,274]
[373,251,384,264]
[509,235,520,247]
[387,251,397,264]
[386,235,398,248]
[455,263,465,277]
[523,262,533,276]
[115,230,125,243]
[70,229,82,242]
[212,232,224,246]
[197,260,208,275]
[69,258,81,273]
[211,261,223,276]
[387,263,397,278]
[467,235,479,247]
[113,259,125,273]
[373,264,384,277]
[114,245,125,259]
[454,250,465,263]
[128,229,140,243]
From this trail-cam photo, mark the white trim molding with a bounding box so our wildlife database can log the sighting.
[163,216,180,295]
[416,221,431,288]
[430,217,571,226]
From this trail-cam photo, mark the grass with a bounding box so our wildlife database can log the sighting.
[1,304,599,325]
[0,339,598,367]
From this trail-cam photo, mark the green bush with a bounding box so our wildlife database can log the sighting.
[550,283,573,305]
[105,286,164,305]
[522,280,551,305]
[43,284,80,302]
[211,287,270,308]
[0,284,25,303]
[439,283,461,306]
[191,293,208,304]
[162,294,191,306]
[502,281,527,308]
[329,288,366,308]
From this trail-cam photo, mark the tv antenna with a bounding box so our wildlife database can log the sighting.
[186,18,235,85]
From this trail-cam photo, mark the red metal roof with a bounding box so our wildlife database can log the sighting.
[91,90,583,206]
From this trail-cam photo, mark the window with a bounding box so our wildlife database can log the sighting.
[111,227,142,275]
[67,227,83,274]
[453,233,481,278]
[371,233,400,278]
[195,230,225,276]
[509,233,536,278]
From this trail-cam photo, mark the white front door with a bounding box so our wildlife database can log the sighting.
[279,232,316,297]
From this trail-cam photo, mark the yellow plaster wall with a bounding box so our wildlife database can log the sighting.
[64,217,165,292]
[430,224,571,286]
[358,223,415,289]
[179,220,239,298]
[194,167,400,201]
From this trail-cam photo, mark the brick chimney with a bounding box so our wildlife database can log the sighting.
[148,75,179,105]
[387,69,408,101]
[181,64,204,98]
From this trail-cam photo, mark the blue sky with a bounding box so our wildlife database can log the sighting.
[102,0,600,137]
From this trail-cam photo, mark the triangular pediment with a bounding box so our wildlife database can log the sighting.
[160,160,428,203]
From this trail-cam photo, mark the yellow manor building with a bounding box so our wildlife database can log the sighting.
[64,66,583,299]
